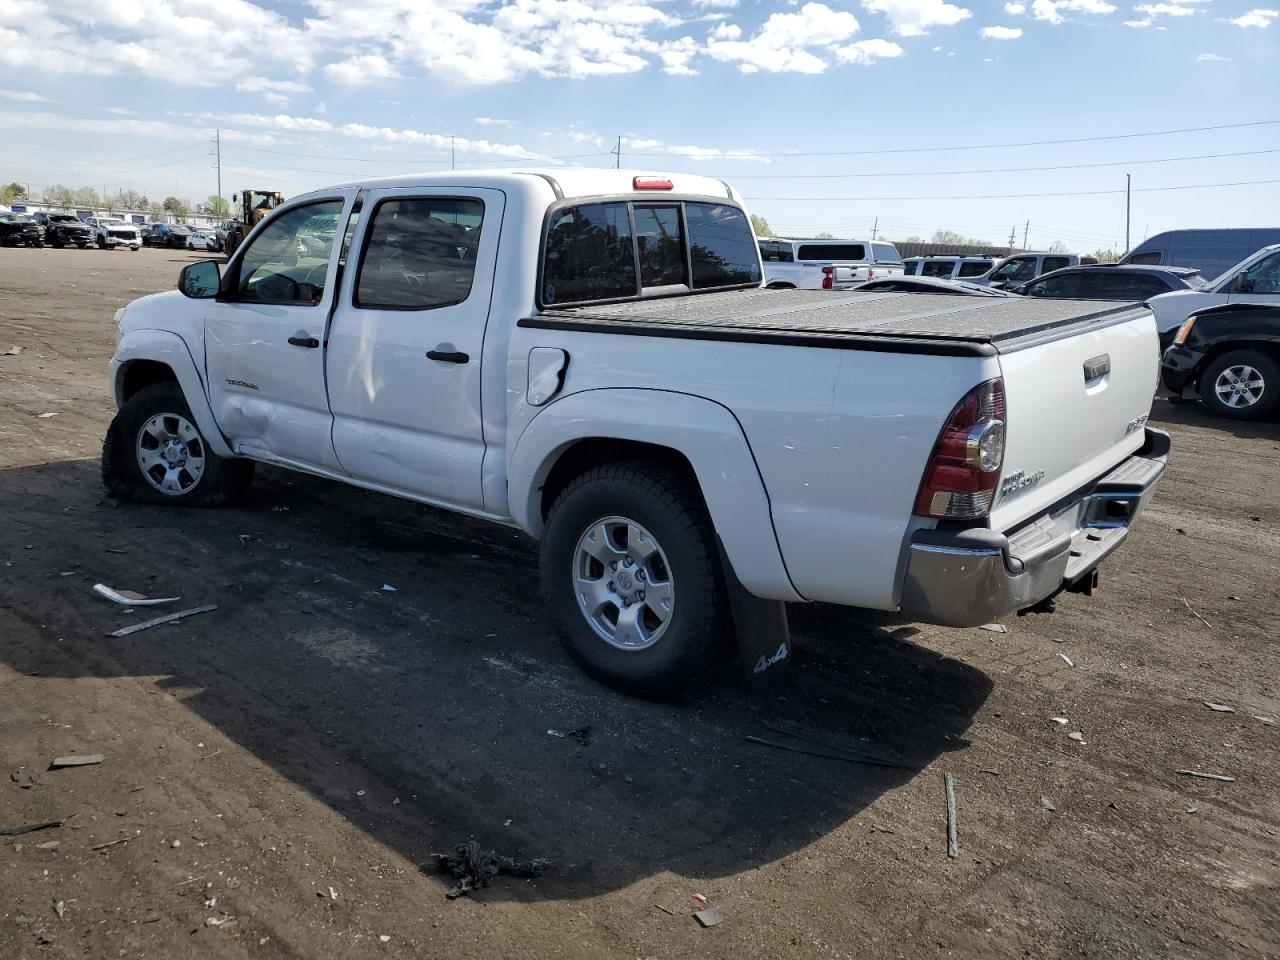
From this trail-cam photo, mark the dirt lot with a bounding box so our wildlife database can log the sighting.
[1,245,1277,960]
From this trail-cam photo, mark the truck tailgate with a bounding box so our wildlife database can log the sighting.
[989,310,1157,532]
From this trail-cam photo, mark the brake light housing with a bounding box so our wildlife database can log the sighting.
[821,266,834,290]
[633,176,673,191]
[914,379,1006,518]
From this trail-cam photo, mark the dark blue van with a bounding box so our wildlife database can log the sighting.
[1120,228,1280,278]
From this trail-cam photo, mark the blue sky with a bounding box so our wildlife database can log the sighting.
[1,0,1276,252]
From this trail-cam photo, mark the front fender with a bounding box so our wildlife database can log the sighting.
[110,329,234,459]
[509,388,802,603]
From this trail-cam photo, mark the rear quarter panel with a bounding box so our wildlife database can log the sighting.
[507,323,995,609]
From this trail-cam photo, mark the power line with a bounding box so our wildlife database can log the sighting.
[725,147,1280,179]
[229,143,609,165]
[631,119,1280,160]
[744,177,1280,203]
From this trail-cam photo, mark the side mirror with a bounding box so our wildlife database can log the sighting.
[179,260,221,299]
[1233,272,1254,294]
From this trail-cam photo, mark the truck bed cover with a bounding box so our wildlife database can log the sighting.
[521,288,1142,357]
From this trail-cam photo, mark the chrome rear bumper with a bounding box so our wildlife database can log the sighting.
[899,428,1169,627]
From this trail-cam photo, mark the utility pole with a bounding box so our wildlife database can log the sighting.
[1023,220,1030,250]
[1008,225,1016,247]
[871,216,878,241]
[451,135,456,171]
[216,129,222,201]
[613,136,621,169]
[1124,173,1131,254]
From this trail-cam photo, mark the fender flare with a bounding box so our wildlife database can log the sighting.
[111,329,234,459]
[508,388,802,603]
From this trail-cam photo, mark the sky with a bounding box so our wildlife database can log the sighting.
[0,0,1277,252]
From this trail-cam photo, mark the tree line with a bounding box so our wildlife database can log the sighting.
[1,181,230,220]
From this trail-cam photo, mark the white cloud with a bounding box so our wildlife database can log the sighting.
[1197,51,1231,59]
[1029,0,1116,23]
[1132,2,1197,15]
[1004,1,1026,11]
[981,24,1024,37]
[705,2,861,73]
[322,53,401,86]
[658,35,701,75]
[0,108,291,146]
[1124,17,1153,25]
[622,135,766,162]
[474,116,516,127]
[1228,7,1279,25]
[861,0,972,36]
[0,88,48,102]
[235,76,313,95]
[692,0,740,6]
[835,38,906,62]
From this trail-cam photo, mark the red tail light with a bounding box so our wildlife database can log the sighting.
[914,379,1006,518]
[821,266,834,290]
[633,177,673,190]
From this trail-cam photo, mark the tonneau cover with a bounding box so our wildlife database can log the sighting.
[528,288,1141,350]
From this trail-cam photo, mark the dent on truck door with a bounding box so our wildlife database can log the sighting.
[324,188,504,510]
[203,194,355,472]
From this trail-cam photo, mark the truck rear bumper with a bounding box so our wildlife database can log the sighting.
[899,427,1169,628]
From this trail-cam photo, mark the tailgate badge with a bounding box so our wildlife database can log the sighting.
[1083,354,1111,382]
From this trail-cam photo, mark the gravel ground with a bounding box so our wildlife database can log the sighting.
[1,246,1277,960]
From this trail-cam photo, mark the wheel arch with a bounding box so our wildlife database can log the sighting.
[508,388,802,602]
[111,331,234,458]
[1196,339,1280,385]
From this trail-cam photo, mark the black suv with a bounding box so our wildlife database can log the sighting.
[34,212,95,248]
[1162,304,1280,420]
[0,213,45,247]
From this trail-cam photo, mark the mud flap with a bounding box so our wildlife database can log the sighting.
[717,539,792,687]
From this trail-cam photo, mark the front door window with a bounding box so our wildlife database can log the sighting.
[237,201,344,304]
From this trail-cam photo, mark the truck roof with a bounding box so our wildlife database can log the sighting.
[524,288,1143,357]
[326,167,741,203]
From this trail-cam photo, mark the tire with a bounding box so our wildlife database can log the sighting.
[539,462,727,697]
[97,236,106,249]
[102,382,254,507]
[1198,349,1280,421]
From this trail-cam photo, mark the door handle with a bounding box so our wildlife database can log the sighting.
[288,336,320,349]
[427,350,470,364]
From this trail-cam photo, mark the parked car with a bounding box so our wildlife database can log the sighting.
[1161,304,1280,420]
[211,220,234,252]
[986,252,1098,289]
[1146,244,1280,349]
[1121,228,1280,278]
[903,255,1002,283]
[852,276,1021,297]
[103,168,1168,695]
[34,212,95,248]
[186,228,218,252]
[0,213,45,247]
[86,217,142,251]
[759,237,904,289]
[1015,265,1204,301]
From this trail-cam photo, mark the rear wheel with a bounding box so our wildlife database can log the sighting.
[102,382,253,506]
[1199,349,1280,421]
[540,462,727,697]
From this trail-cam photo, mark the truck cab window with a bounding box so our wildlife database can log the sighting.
[355,198,483,310]
[543,202,637,304]
[237,200,345,304]
[634,204,686,287]
[684,203,761,289]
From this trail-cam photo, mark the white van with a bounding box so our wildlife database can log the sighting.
[759,238,904,290]
[904,255,1001,283]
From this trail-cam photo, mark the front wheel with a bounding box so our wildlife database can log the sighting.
[1199,349,1280,421]
[102,382,254,506]
[540,462,727,697]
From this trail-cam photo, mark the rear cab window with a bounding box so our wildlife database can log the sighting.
[795,243,866,262]
[871,242,902,265]
[921,259,956,278]
[958,260,993,278]
[541,198,761,306]
[355,197,483,310]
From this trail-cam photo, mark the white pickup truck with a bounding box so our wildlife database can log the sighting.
[86,217,143,251]
[104,169,1168,695]
[759,237,904,289]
